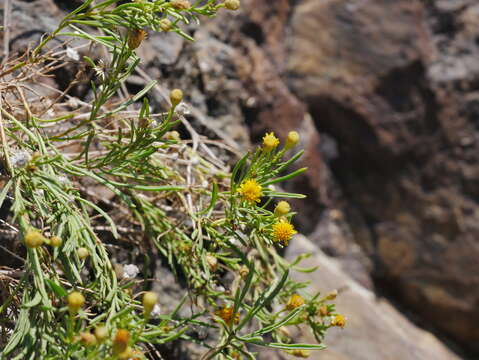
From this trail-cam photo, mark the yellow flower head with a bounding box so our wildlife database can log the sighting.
[272,220,297,246]
[286,294,305,310]
[215,305,240,325]
[238,179,262,203]
[262,132,280,152]
[331,314,346,328]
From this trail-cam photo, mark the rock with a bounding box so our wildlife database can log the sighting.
[285,0,479,353]
[285,235,462,360]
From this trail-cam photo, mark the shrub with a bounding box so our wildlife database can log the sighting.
[0,1,343,359]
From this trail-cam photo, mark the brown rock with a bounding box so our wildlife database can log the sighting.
[285,236,462,360]
[284,0,479,353]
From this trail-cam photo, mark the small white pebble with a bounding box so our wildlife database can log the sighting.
[66,47,80,61]
[10,150,31,168]
[150,304,161,317]
[123,264,140,279]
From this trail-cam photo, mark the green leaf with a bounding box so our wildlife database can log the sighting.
[45,278,68,298]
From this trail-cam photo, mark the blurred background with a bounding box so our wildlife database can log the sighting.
[2,0,478,359]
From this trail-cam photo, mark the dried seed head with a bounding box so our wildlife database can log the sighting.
[112,329,130,355]
[128,29,147,50]
[170,89,183,106]
[142,291,158,318]
[67,291,85,314]
[24,230,45,248]
[224,0,240,10]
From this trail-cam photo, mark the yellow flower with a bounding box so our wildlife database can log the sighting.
[285,131,300,149]
[215,305,240,325]
[274,201,291,216]
[262,132,280,151]
[286,294,305,310]
[331,314,346,328]
[272,220,297,246]
[238,179,262,204]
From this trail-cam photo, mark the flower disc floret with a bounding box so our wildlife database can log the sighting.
[262,132,280,152]
[272,220,297,246]
[238,179,262,204]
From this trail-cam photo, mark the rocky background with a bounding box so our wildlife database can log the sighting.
[2,0,479,359]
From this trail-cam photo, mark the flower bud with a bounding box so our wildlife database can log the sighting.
[142,291,158,318]
[24,230,45,248]
[171,0,190,10]
[94,325,109,343]
[67,291,85,314]
[325,289,338,301]
[79,331,96,346]
[112,329,130,355]
[118,346,134,360]
[206,254,218,271]
[170,89,183,107]
[50,236,62,247]
[165,130,180,141]
[285,131,300,149]
[318,305,329,317]
[224,0,240,10]
[274,201,291,217]
[77,247,89,260]
[239,265,249,279]
[160,18,172,32]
